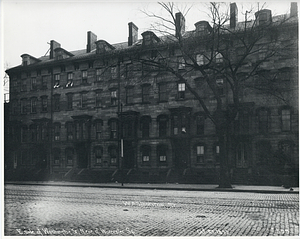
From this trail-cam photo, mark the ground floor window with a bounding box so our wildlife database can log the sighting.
[196,145,205,163]
[109,146,117,165]
[94,146,103,164]
[53,148,61,165]
[236,142,248,168]
[157,145,167,164]
[66,148,74,165]
[141,145,151,163]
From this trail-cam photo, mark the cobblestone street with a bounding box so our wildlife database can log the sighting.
[4,184,299,236]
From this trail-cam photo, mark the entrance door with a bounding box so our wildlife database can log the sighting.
[76,143,88,168]
[173,139,189,169]
[123,140,134,169]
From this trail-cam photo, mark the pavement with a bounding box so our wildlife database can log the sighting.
[4,180,299,193]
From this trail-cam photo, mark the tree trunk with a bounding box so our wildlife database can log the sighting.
[217,125,232,188]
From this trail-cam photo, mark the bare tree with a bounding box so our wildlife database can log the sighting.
[122,2,297,188]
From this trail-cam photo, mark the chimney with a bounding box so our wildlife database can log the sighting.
[255,9,272,26]
[128,22,138,46]
[175,12,185,38]
[50,40,61,59]
[291,2,298,17]
[86,31,97,53]
[230,3,238,29]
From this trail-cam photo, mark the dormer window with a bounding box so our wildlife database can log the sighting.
[216,52,223,64]
[82,70,88,84]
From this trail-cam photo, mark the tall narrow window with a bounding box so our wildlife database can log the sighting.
[66,122,73,140]
[31,78,37,91]
[111,89,117,106]
[140,116,151,138]
[196,145,205,163]
[158,145,167,163]
[66,148,74,165]
[216,78,224,95]
[95,120,102,140]
[142,84,150,103]
[159,84,167,102]
[126,87,134,104]
[54,123,60,141]
[30,124,37,142]
[258,108,269,134]
[66,93,73,110]
[54,74,60,88]
[215,145,220,163]
[141,145,151,163]
[41,76,47,89]
[82,70,88,84]
[111,66,117,79]
[109,146,117,165]
[21,80,27,92]
[158,115,168,137]
[21,99,27,114]
[281,109,291,131]
[53,148,61,165]
[96,68,104,81]
[178,57,185,69]
[95,147,103,164]
[196,115,205,135]
[109,120,118,139]
[178,83,185,99]
[66,72,73,87]
[173,115,179,135]
[30,97,37,113]
[41,96,48,112]
[236,142,247,168]
[21,125,27,143]
[53,94,60,111]
[95,91,102,107]
[81,93,87,108]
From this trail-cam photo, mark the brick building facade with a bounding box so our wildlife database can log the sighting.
[5,3,299,185]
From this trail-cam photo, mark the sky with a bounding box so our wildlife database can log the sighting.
[1,0,294,93]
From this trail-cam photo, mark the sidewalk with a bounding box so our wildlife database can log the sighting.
[4,181,299,194]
